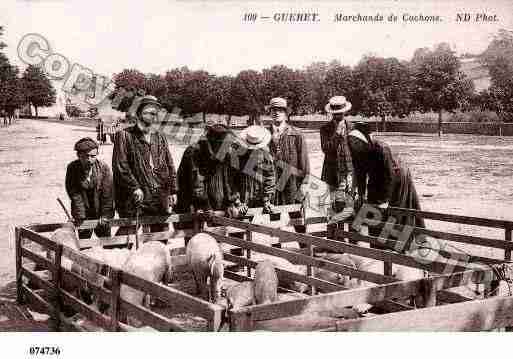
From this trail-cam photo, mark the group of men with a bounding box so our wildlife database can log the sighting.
[65,94,424,241]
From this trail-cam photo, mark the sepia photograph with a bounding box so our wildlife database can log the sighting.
[1,0,513,348]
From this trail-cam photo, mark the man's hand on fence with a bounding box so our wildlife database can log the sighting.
[133,188,144,204]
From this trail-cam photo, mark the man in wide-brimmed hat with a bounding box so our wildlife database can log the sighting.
[320,96,355,203]
[319,96,357,239]
[238,125,276,213]
[112,95,177,234]
[65,137,114,239]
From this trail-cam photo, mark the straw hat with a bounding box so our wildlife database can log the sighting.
[239,125,272,149]
[266,97,291,113]
[325,96,352,114]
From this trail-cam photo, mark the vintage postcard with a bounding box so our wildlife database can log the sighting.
[0,0,512,356]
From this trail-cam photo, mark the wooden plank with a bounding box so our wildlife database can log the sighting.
[305,217,328,225]
[309,231,327,238]
[373,300,414,313]
[76,205,302,230]
[230,267,500,322]
[437,290,473,304]
[505,228,512,261]
[21,247,54,270]
[414,226,513,251]
[336,228,505,266]
[21,284,54,316]
[210,231,397,285]
[119,271,221,320]
[19,227,57,251]
[60,267,112,305]
[224,270,251,283]
[109,268,121,332]
[119,299,185,331]
[210,215,467,274]
[60,288,110,329]
[61,246,104,274]
[26,223,63,233]
[15,227,23,304]
[78,213,194,229]
[51,244,63,331]
[335,230,469,274]
[335,295,513,331]
[21,267,55,293]
[388,207,512,229]
[223,253,344,293]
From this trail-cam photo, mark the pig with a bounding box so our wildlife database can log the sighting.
[120,241,173,326]
[185,232,224,303]
[315,253,361,289]
[256,255,308,293]
[226,281,255,309]
[80,247,132,311]
[254,260,278,304]
[46,223,82,297]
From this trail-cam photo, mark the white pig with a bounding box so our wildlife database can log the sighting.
[186,233,224,303]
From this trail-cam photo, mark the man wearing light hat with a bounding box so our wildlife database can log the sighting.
[112,95,177,233]
[320,96,355,210]
[65,137,114,238]
[267,97,310,206]
[238,124,276,213]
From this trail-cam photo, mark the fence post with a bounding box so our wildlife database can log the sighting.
[15,227,24,305]
[504,226,512,331]
[420,278,437,308]
[109,268,121,332]
[51,244,63,331]
[505,227,511,262]
[303,204,316,296]
[246,227,252,278]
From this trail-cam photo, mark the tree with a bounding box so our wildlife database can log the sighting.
[110,69,147,113]
[0,54,25,120]
[480,29,513,121]
[352,56,413,128]
[324,64,356,110]
[180,70,213,121]
[0,26,6,52]
[230,70,266,124]
[21,65,56,117]
[205,75,234,118]
[143,73,167,100]
[162,67,189,114]
[411,43,474,135]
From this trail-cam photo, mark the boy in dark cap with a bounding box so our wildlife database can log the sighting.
[65,137,114,238]
[112,96,177,234]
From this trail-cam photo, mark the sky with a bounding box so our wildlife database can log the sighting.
[1,0,512,80]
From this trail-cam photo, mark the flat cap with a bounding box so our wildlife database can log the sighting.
[74,137,98,152]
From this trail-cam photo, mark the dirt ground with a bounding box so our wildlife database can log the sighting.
[1,119,513,289]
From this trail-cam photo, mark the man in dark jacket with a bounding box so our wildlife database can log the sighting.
[348,126,425,250]
[238,125,276,212]
[112,96,177,233]
[65,137,114,239]
[267,97,310,240]
[176,123,242,214]
[268,97,310,205]
[320,96,354,201]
